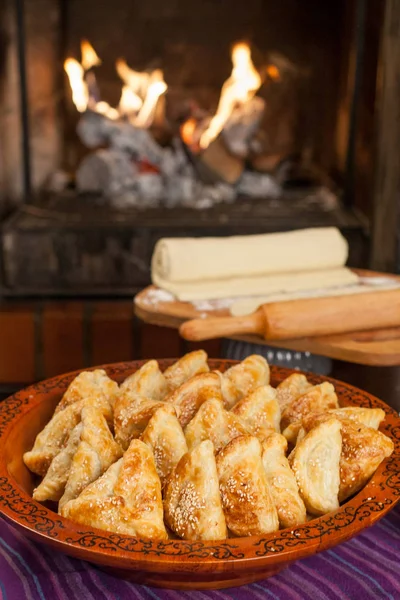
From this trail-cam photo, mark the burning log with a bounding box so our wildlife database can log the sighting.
[222,97,265,158]
[110,122,165,166]
[76,149,138,196]
[250,152,286,173]
[76,111,115,148]
[198,135,245,185]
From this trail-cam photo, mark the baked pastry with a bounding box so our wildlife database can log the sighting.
[231,385,280,439]
[289,418,342,515]
[164,439,227,540]
[165,372,223,427]
[59,405,123,510]
[185,398,249,452]
[119,359,168,399]
[163,350,210,392]
[325,407,385,430]
[33,422,83,502]
[61,439,167,540]
[216,434,279,536]
[56,369,119,413]
[276,373,313,412]
[23,396,112,476]
[217,355,270,408]
[114,360,170,449]
[114,394,167,450]
[300,412,394,502]
[141,404,188,489]
[281,382,339,444]
[261,433,306,528]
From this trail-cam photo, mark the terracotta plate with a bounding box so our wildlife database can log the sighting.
[0,360,399,590]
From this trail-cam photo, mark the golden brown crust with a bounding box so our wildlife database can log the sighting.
[58,405,122,510]
[217,355,270,408]
[261,433,306,529]
[120,360,168,399]
[185,398,249,452]
[56,370,119,413]
[216,435,279,536]
[61,439,167,540]
[33,423,83,502]
[163,350,210,392]
[281,382,339,444]
[276,373,312,412]
[289,418,342,516]
[141,404,188,489]
[165,372,223,428]
[164,440,227,541]
[23,396,112,476]
[231,385,280,440]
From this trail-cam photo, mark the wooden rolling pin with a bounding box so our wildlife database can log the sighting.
[179,289,400,342]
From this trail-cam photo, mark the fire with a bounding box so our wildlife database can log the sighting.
[116,61,167,127]
[199,42,262,149]
[81,39,102,71]
[64,58,89,112]
[266,64,280,81]
[119,85,143,117]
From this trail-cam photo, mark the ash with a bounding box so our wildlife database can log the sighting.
[74,110,335,212]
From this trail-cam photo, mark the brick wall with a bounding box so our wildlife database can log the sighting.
[0,300,221,386]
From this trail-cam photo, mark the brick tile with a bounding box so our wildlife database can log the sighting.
[91,302,134,366]
[42,302,84,378]
[0,307,35,383]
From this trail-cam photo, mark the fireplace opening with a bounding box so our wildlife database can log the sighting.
[0,0,385,296]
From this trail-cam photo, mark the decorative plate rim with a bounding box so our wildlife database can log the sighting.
[0,360,399,568]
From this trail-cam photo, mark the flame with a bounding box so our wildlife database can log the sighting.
[116,61,167,128]
[135,69,167,128]
[199,42,261,149]
[95,101,120,120]
[64,58,89,112]
[181,118,197,146]
[119,85,143,117]
[267,64,280,81]
[116,58,151,99]
[81,39,102,71]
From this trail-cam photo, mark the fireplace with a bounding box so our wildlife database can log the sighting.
[0,0,399,297]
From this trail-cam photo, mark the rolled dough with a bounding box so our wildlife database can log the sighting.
[151,227,349,285]
[153,267,359,302]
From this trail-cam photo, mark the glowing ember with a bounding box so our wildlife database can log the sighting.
[266,64,280,81]
[199,42,262,149]
[81,39,102,71]
[64,58,89,113]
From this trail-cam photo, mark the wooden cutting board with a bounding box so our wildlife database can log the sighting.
[134,269,400,366]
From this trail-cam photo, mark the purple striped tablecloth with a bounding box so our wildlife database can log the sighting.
[1,504,399,600]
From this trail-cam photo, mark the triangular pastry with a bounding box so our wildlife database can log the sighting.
[164,439,227,540]
[56,369,119,413]
[33,422,83,502]
[120,360,168,399]
[231,385,280,440]
[185,398,249,452]
[141,404,188,489]
[114,394,167,450]
[300,412,394,502]
[114,360,169,449]
[216,355,270,409]
[61,439,167,540]
[324,407,385,430]
[289,418,342,516]
[281,382,339,444]
[216,434,279,536]
[261,433,306,528]
[23,396,112,476]
[163,350,210,392]
[276,373,313,412]
[59,405,123,510]
[165,372,223,428]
